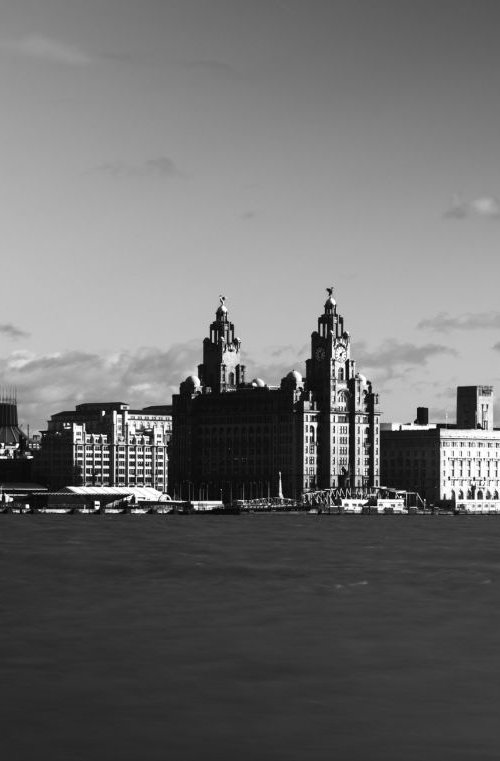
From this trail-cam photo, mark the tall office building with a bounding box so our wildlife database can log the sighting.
[457,386,494,430]
[168,290,380,501]
[33,402,171,490]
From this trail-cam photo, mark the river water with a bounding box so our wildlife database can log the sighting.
[1,515,500,760]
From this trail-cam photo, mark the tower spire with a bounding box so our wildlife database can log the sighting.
[197,295,245,391]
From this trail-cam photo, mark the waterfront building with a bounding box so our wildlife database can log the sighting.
[33,402,171,491]
[381,389,500,506]
[168,290,380,501]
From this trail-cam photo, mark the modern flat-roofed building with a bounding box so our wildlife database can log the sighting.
[168,290,380,502]
[33,402,171,490]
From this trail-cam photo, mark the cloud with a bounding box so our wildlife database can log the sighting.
[247,339,457,398]
[93,157,181,179]
[0,323,30,340]
[445,194,500,220]
[244,343,309,385]
[6,339,313,430]
[355,340,457,371]
[418,311,500,332]
[3,341,200,433]
[4,336,456,433]
[0,35,92,66]
[143,157,180,176]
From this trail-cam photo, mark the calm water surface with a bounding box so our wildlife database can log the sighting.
[1,515,500,761]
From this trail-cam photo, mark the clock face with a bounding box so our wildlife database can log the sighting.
[315,347,326,361]
[334,345,347,361]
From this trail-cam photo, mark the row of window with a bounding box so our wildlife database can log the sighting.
[442,441,500,448]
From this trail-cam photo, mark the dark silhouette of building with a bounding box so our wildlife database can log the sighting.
[457,386,494,430]
[0,390,27,449]
[415,407,429,425]
[168,290,380,501]
[0,390,32,482]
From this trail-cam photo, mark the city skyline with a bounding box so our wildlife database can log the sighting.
[2,0,500,431]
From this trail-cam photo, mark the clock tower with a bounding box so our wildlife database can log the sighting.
[306,287,355,407]
[198,296,246,392]
[306,288,380,490]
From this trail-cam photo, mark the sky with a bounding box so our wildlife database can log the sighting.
[2,0,500,432]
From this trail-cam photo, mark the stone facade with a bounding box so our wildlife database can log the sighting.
[381,389,500,506]
[382,425,500,507]
[33,402,171,490]
[168,290,380,501]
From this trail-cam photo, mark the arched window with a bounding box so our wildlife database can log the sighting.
[337,391,348,408]
[228,371,235,386]
[477,489,484,500]
[338,368,344,381]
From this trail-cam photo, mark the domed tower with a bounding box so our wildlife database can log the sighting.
[179,374,202,396]
[198,296,246,392]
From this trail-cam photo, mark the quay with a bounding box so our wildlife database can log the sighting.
[1,485,499,516]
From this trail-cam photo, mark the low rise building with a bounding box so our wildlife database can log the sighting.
[381,388,500,506]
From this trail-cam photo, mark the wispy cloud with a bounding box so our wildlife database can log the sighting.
[4,342,200,431]
[4,336,457,432]
[418,311,500,332]
[93,157,182,179]
[6,340,312,430]
[244,343,309,385]
[0,323,30,340]
[248,339,457,395]
[356,340,457,371]
[445,194,500,220]
[0,35,93,66]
